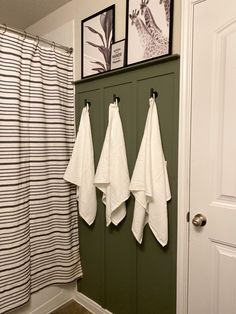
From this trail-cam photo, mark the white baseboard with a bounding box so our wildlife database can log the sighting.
[31,292,71,314]
[10,283,76,314]
[9,283,112,314]
[73,292,113,314]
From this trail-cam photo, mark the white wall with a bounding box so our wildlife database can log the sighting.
[27,0,181,81]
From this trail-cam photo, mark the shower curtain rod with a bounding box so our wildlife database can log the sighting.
[0,24,73,53]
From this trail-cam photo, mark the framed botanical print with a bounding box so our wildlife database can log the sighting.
[81,5,115,78]
[126,0,173,66]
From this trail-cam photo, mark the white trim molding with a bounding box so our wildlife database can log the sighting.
[73,292,113,314]
[177,0,194,313]
[177,0,208,313]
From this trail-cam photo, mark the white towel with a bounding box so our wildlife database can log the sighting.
[64,106,97,225]
[94,102,130,226]
[130,97,171,246]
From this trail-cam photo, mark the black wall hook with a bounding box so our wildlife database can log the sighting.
[150,88,158,99]
[113,94,120,103]
[84,99,91,107]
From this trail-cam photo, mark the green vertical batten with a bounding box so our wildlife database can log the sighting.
[75,55,180,314]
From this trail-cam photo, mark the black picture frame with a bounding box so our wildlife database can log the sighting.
[125,0,173,67]
[110,39,126,70]
[81,5,115,78]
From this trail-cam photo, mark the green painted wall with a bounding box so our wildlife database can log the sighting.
[75,55,179,314]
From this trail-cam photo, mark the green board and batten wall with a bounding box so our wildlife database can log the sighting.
[75,55,180,314]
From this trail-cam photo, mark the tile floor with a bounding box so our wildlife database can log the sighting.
[49,300,92,314]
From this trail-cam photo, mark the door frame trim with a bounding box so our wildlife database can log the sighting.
[177,0,206,313]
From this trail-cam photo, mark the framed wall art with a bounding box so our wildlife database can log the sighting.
[126,0,173,66]
[110,39,126,70]
[81,5,115,78]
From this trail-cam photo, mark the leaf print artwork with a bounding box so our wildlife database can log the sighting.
[82,6,115,78]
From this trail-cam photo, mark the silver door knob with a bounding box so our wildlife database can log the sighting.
[192,214,207,227]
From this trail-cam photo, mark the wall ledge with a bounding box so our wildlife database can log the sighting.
[74,54,180,85]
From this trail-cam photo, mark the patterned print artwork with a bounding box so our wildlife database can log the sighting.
[126,0,172,65]
[0,31,82,314]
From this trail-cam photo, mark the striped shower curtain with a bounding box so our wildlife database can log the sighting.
[0,31,82,313]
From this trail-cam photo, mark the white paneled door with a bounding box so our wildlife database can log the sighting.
[188,0,236,313]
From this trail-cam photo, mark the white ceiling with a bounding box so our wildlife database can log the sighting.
[0,0,72,30]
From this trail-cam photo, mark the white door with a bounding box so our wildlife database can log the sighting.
[188,0,236,313]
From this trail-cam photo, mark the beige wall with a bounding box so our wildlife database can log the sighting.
[27,0,181,80]
[23,1,181,312]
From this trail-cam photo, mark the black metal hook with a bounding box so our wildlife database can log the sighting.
[84,99,91,107]
[150,88,158,99]
[113,94,120,103]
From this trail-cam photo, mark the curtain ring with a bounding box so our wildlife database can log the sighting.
[1,24,7,35]
[22,31,27,41]
[69,47,73,56]
[51,41,56,52]
[35,35,40,47]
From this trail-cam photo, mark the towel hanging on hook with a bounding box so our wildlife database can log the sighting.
[84,99,91,107]
[113,94,120,104]
[150,88,158,99]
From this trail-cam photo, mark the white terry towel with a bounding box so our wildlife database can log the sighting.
[94,102,130,226]
[130,97,171,246]
[64,105,97,225]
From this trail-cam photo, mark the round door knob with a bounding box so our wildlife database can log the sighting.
[192,214,207,227]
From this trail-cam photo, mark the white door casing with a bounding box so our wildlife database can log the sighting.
[178,0,236,314]
[177,0,196,312]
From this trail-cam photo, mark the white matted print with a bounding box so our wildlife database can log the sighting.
[81,5,115,78]
[126,0,172,66]
[110,40,126,70]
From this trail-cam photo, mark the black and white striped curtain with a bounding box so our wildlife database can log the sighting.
[0,31,82,314]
